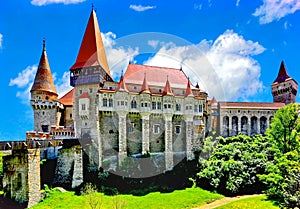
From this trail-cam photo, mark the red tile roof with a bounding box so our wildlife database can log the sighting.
[58,89,74,106]
[219,102,285,109]
[31,40,57,96]
[79,92,90,99]
[70,9,111,79]
[124,64,190,89]
[273,61,291,83]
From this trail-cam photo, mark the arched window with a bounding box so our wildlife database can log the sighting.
[223,116,229,137]
[260,116,267,134]
[241,116,248,135]
[251,116,258,136]
[232,116,238,136]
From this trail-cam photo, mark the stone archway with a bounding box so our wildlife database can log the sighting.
[241,116,248,135]
[232,116,238,136]
[251,116,258,136]
[223,116,229,137]
[260,116,267,134]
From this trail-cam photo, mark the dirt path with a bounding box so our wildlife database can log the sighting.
[193,194,263,209]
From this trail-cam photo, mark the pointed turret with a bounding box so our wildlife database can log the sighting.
[162,77,173,96]
[116,75,128,92]
[271,60,298,104]
[273,61,291,83]
[184,79,194,97]
[31,39,58,101]
[70,8,111,79]
[140,73,151,94]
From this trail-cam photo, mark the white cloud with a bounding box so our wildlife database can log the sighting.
[148,40,159,48]
[0,33,3,49]
[236,0,240,6]
[144,30,265,101]
[129,4,156,12]
[31,0,85,6]
[101,32,139,78]
[55,72,72,97]
[9,65,37,103]
[253,0,300,24]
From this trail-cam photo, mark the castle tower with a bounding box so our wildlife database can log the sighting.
[272,61,298,104]
[70,8,113,169]
[30,40,63,132]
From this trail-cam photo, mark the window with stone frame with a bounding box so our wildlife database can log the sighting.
[128,123,135,133]
[175,125,181,134]
[157,102,162,109]
[109,98,113,107]
[131,100,137,108]
[152,102,156,110]
[153,124,160,134]
[198,104,203,112]
[103,98,108,107]
[82,104,86,110]
[176,103,181,111]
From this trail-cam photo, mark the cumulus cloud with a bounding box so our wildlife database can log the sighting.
[9,65,37,103]
[0,33,3,49]
[31,0,85,6]
[144,30,265,101]
[236,0,240,6]
[101,32,139,78]
[129,4,156,12]
[253,0,300,24]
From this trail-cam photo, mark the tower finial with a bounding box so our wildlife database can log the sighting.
[92,3,94,10]
[43,38,46,51]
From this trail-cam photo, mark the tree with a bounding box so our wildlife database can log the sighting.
[259,103,300,208]
[197,134,273,195]
[267,103,300,154]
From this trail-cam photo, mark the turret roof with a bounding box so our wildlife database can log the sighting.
[116,75,128,92]
[162,78,174,96]
[273,61,291,83]
[184,79,194,97]
[70,9,111,79]
[140,73,151,94]
[30,40,57,96]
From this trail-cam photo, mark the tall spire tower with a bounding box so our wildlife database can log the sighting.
[30,40,63,132]
[70,8,111,169]
[272,61,298,104]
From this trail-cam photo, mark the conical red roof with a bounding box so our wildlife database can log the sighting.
[273,61,291,83]
[70,9,111,78]
[184,79,194,97]
[140,73,151,94]
[116,75,128,92]
[162,78,173,96]
[31,40,57,96]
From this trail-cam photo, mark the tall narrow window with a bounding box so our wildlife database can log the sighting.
[175,125,181,134]
[176,104,181,111]
[199,104,203,112]
[153,125,160,134]
[82,104,86,110]
[157,102,162,110]
[109,99,113,107]
[131,100,137,108]
[103,98,108,107]
[152,102,156,110]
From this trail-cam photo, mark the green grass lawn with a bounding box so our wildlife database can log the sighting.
[32,187,223,209]
[215,195,279,209]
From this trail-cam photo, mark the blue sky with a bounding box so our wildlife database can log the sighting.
[1,0,300,140]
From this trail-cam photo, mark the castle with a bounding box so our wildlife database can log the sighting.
[1,8,298,207]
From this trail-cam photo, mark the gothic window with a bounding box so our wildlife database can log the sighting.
[144,103,148,107]
[103,98,108,107]
[175,125,181,134]
[131,100,137,108]
[168,104,171,108]
[121,101,124,106]
[109,99,113,107]
[153,124,160,134]
[152,102,156,110]
[157,102,162,110]
[176,103,181,111]
[164,104,167,109]
[82,104,86,110]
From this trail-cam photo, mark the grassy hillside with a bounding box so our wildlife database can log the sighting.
[32,187,223,209]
